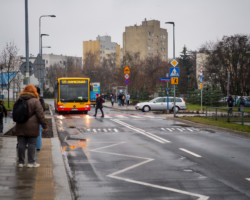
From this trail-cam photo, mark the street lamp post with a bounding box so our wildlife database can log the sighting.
[165,21,176,117]
[39,15,56,55]
[39,15,55,96]
[40,34,49,96]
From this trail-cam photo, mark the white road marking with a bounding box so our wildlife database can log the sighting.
[179,148,202,158]
[130,115,141,118]
[98,129,101,131]
[161,128,165,131]
[144,115,155,118]
[113,128,119,133]
[91,142,209,200]
[177,128,183,132]
[246,178,250,181]
[93,129,97,133]
[103,129,108,133]
[111,119,171,144]
[187,128,193,132]
[116,115,128,118]
[86,129,90,132]
[167,128,173,132]
[108,128,112,131]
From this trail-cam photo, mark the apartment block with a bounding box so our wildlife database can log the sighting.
[83,35,120,68]
[123,19,168,61]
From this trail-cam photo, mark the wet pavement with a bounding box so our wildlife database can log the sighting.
[0,109,72,200]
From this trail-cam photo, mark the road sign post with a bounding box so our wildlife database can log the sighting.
[170,60,179,117]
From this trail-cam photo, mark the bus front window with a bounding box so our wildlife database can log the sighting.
[60,83,88,102]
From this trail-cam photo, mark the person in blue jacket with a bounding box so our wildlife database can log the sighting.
[36,87,45,150]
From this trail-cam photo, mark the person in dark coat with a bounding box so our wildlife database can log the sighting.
[227,94,234,114]
[94,93,104,117]
[14,84,48,168]
[0,99,7,133]
[35,86,45,151]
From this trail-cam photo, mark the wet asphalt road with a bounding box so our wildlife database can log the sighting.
[46,100,250,200]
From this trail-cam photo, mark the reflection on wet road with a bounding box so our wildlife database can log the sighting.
[52,105,250,200]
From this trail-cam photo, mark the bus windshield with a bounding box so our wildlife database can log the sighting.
[60,80,89,102]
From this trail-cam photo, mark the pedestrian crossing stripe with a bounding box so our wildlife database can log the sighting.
[56,115,161,119]
[160,127,198,132]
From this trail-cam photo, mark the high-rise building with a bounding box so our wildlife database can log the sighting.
[83,35,120,68]
[123,19,168,61]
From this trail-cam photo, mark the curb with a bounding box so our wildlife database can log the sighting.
[50,106,73,200]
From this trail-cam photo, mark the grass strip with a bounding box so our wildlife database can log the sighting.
[181,116,250,134]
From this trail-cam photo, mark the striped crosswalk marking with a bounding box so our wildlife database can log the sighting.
[103,129,108,133]
[167,128,173,132]
[93,129,97,133]
[177,128,184,132]
[187,128,193,132]
[114,129,119,133]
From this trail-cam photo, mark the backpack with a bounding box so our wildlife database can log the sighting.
[13,98,30,123]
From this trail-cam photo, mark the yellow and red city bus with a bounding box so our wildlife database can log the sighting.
[54,77,91,114]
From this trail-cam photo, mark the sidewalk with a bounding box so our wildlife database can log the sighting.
[0,110,72,200]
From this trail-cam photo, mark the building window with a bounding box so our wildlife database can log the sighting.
[148,46,151,50]
[148,32,151,36]
[46,60,48,64]
[155,43,158,46]
[161,41,165,46]
[155,35,158,39]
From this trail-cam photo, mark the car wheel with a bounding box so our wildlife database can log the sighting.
[143,106,150,112]
[172,106,179,113]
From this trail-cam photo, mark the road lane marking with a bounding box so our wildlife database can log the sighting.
[179,148,202,158]
[103,129,108,133]
[177,128,183,132]
[161,128,165,131]
[93,129,97,133]
[187,128,193,132]
[114,128,119,133]
[91,142,209,200]
[246,178,250,181]
[111,119,171,144]
[167,128,173,132]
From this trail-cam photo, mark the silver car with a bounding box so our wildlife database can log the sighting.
[135,97,187,112]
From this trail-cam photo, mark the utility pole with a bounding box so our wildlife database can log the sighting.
[25,0,30,84]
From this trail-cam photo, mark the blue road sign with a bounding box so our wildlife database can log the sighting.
[159,78,171,82]
[200,75,203,83]
[170,67,180,77]
[124,79,130,85]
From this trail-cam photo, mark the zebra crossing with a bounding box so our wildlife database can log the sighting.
[79,128,120,134]
[160,127,199,133]
[56,114,162,120]
[77,127,200,134]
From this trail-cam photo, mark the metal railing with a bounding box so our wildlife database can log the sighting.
[205,107,250,125]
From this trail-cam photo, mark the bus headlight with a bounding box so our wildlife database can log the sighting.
[58,105,65,108]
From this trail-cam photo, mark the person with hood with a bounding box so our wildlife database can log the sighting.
[14,84,48,168]
[0,99,7,133]
[94,93,104,117]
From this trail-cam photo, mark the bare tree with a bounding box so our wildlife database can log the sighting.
[203,35,250,95]
[0,42,19,107]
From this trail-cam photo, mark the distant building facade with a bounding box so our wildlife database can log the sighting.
[123,19,168,61]
[42,54,82,91]
[83,35,120,68]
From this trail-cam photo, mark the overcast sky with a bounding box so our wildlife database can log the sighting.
[1,0,250,58]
